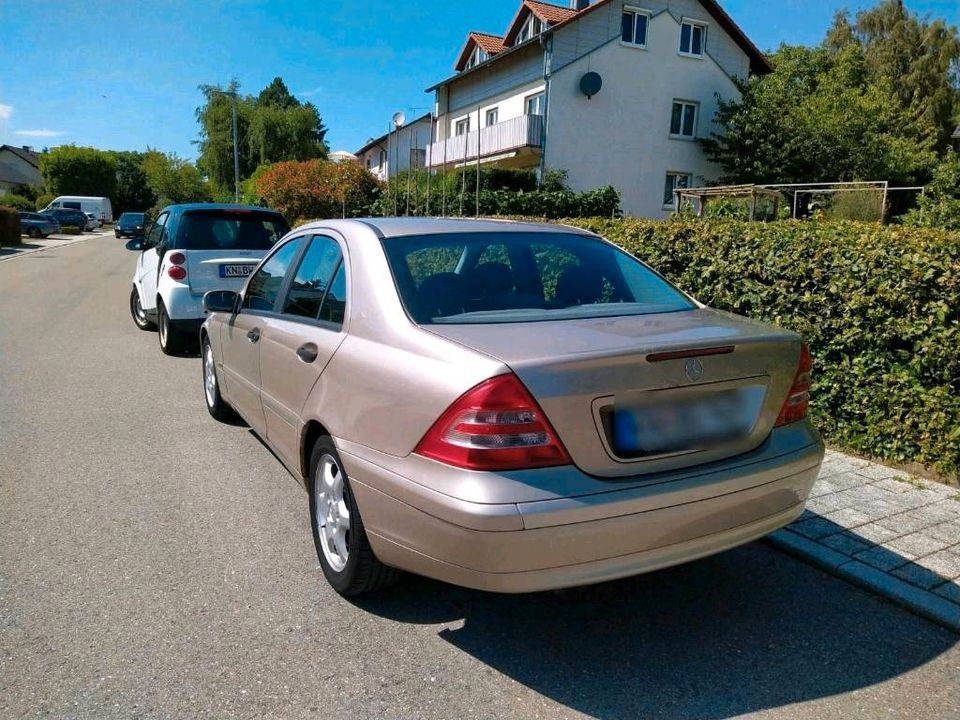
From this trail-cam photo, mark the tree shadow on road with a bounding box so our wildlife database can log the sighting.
[352,542,958,720]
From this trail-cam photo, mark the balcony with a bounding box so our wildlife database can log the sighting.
[426,114,544,168]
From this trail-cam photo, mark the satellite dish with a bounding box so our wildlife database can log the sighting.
[580,71,603,99]
[392,111,406,127]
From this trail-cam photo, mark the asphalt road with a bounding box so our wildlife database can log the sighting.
[1,236,958,720]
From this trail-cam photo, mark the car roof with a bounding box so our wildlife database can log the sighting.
[161,203,284,215]
[295,217,597,239]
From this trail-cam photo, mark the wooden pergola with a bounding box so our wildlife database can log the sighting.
[674,184,782,220]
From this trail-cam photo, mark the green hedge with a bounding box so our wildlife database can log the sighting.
[563,218,960,476]
[0,206,20,247]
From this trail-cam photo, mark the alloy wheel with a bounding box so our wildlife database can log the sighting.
[203,342,217,408]
[314,454,350,572]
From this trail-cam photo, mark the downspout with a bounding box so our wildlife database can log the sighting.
[538,32,553,188]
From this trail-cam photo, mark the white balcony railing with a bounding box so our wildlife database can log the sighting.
[426,114,544,167]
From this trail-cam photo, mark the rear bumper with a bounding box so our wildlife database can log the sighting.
[342,424,824,593]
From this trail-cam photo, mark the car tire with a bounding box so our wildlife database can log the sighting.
[201,336,239,422]
[130,286,156,331]
[309,437,401,596]
[27,227,40,239]
[157,302,189,356]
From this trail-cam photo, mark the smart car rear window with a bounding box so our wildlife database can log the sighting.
[177,210,290,251]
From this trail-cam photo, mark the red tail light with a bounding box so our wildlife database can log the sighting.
[414,374,572,471]
[167,265,187,281]
[169,252,186,265]
[775,342,812,427]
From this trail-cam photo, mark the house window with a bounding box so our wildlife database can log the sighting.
[670,101,698,138]
[409,148,426,169]
[466,45,488,70]
[485,108,499,126]
[679,20,706,56]
[515,14,544,45]
[621,7,650,47]
[455,117,471,136]
[378,149,386,167]
[664,172,692,206]
[525,93,545,117]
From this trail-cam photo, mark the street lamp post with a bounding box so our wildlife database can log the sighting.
[212,89,241,202]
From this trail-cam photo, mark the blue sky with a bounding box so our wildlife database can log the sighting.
[1,0,957,159]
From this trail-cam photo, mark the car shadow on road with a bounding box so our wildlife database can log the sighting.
[352,542,958,720]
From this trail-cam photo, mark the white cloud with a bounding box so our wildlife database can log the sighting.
[0,104,12,120]
[13,129,67,138]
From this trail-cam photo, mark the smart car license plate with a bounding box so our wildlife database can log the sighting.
[220,264,256,278]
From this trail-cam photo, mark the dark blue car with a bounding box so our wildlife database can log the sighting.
[115,212,148,238]
[18,211,61,239]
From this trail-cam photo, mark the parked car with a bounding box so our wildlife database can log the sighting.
[17,211,60,238]
[125,203,290,355]
[198,218,825,597]
[41,207,88,231]
[84,212,100,231]
[42,195,113,223]
[115,212,147,238]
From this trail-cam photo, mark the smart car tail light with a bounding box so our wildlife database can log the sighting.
[167,252,187,281]
[415,374,571,471]
[775,342,812,427]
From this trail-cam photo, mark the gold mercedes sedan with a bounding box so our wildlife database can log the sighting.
[199,218,823,596]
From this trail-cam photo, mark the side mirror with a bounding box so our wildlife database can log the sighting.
[124,237,144,251]
[203,290,239,314]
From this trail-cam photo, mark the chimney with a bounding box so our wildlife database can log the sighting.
[22,145,33,152]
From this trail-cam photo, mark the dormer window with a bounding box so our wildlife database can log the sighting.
[466,45,489,69]
[515,13,545,45]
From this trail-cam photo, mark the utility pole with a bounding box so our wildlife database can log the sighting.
[231,98,240,202]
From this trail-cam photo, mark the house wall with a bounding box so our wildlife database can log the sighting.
[357,117,433,180]
[444,44,544,128]
[0,148,42,188]
[546,0,746,218]
[444,79,546,140]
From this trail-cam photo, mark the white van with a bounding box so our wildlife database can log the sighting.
[44,196,114,223]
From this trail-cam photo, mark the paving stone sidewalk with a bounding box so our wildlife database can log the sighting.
[770,449,960,631]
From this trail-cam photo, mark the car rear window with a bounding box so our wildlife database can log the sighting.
[382,232,695,325]
[119,213,145,224]
[176,210,290,251]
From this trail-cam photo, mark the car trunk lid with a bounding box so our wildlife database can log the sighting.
[425,308,802,478]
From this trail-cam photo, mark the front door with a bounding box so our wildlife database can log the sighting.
[221,236,306,436]
[259,234,348,469]
[139,211,169,312]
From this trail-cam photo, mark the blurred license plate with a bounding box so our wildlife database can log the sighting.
[612,386,765,456]
[220,264,256,278]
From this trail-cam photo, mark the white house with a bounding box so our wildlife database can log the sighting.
[0,145,42,196]
[355,113,434,181]
[425,0,770,217]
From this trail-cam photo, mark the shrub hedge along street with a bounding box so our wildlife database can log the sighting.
[0,206,20,247]
[564,218,960,475]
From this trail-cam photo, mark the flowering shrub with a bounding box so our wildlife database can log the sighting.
[254,160,383,221]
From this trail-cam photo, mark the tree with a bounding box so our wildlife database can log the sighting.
[142,149,210,206]
[254,160,382,221]
[195,79,328,196]
[39,145,117,199]
[110,151,157,214]
[702,44,938,185]
[901,149,960,229]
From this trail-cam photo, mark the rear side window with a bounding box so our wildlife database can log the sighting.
[177,210,290,251]
[242,237,304,312]
[281,235,345,326]
[382,232,694,324]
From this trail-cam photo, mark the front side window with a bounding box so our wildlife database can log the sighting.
[621,8,650,47]
[525,93,545,117]
[680,20,706,56]
[281,235,346,326]
[146,212,169,247]
[670,101,698,138]
[383,232,693,325]
[177,210,289,251]
[242,237,304,313]
[455,117,471,136]
[664,172,692,206]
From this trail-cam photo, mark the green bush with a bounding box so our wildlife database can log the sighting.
[1,194,34,211]
[0,206,20,247]
[563,217,960,476]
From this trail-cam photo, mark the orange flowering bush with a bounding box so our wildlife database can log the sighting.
[254,160,383,221]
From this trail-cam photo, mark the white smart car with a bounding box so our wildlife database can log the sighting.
[126,203,290,355]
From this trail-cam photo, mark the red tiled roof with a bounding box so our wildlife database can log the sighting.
[504,0,579,46]
[455,31,507,71]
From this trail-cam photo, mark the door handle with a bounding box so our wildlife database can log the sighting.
[246,328,261,343]
[296,343,319,363]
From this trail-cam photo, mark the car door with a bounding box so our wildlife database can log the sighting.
[139,211,169,312]
[220,236,306,436]
[258,234,349,469]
